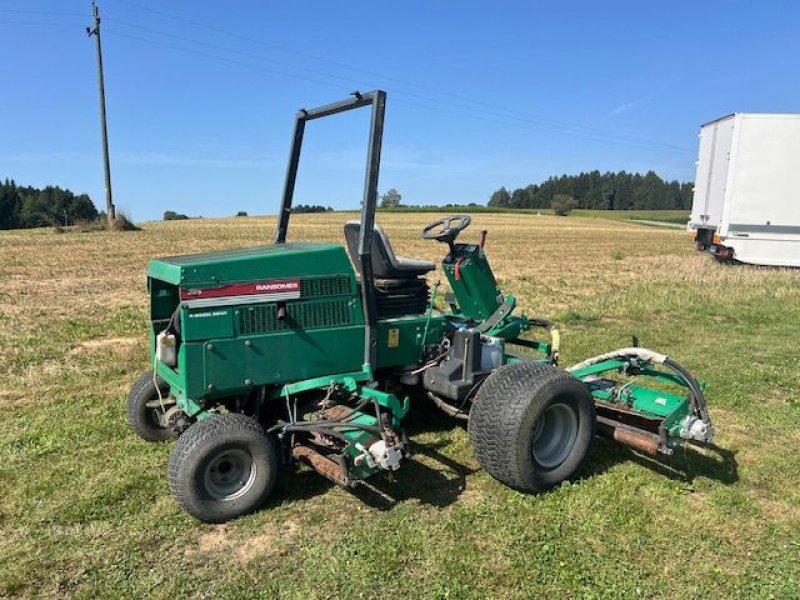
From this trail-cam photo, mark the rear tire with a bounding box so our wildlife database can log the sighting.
[168,413,279,523]
[127,370,177,442]
[468,363,595,492]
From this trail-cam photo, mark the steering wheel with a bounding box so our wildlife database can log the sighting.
[421,215,471,244]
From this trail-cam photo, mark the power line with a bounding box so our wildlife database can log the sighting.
[100,27,686,155]
[0,19,81,27]
[390,97,679,154]
[108,0,692,154]
[7,2,693,154]
[103,28,356,91]
[1,5,691,155]
[104,18,370,88]
[101,18,691,155]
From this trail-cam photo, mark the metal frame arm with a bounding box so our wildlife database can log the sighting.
[273,90,387,371]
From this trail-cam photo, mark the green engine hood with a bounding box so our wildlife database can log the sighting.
[148,242,354,286]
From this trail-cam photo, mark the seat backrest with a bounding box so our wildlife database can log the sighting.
[343,220,402,278]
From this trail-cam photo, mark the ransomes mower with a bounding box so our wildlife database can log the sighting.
[128,91,715,523]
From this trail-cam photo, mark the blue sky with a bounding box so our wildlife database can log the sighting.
[1,1,798,221]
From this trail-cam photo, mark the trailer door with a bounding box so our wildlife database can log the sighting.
[723,114,800,236]
[691,115,734,230]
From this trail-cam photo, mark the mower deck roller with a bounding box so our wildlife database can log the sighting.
[129,90,715,523]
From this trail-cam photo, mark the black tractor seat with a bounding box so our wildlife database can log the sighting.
[343,221,435,279]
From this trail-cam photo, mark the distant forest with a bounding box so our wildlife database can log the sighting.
[0,179,99,229]
[0,170,692,231]
[488,170,693,211]
[292,204,333,213]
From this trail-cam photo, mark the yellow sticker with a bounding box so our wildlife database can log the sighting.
[387,328,400,348]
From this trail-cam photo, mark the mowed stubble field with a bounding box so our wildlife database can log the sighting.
[1,212,799,599]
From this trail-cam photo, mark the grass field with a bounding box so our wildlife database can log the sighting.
[382,207,690,225]
[1,212,799,599]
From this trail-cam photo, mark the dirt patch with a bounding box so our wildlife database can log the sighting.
[194,525,230,553]
[686,490,709,510]
[452,485,483,508]
[234,521,298,563]
[186,519,300,565]
[748,490,800,523]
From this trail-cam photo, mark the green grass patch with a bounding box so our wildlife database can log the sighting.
[0,214,798,598]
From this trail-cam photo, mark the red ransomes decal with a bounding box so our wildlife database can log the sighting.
[180,279,300,301]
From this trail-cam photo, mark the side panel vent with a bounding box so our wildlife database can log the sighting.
[300,275,351,298]
[238,298,353,335]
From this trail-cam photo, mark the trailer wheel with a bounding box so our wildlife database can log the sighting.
[468,363,595,492]
[168,413,279,523]
[127,370,178,442]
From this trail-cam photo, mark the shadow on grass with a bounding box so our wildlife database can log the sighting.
[270,440,477,512]
[583,436,739,486]
[270,399,476,511]
[271,465,335,507]
[270,398,739,513]
[351,441,478,510]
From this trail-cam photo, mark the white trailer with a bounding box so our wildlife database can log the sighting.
[688,113,800,267]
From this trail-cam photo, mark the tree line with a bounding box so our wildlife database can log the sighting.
[1,170,692,231]
[0,179,99,229]
[291,204,332,213]
[161,205,332,220]
[488,170,693,211]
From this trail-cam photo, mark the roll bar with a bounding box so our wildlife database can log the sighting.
[273,90,387,372]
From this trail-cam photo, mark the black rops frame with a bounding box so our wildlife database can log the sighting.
[274,90,387,372]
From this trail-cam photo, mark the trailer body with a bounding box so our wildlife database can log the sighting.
[689,113,800,266]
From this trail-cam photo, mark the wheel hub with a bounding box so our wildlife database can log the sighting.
[532,402,579,469]
[203,448,257,501]
[145,397,176,430]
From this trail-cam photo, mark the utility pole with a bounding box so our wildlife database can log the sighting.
[87,2,115,227]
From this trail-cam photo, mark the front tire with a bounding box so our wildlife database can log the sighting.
[468,363,595,492]
[127,370,178,442]
[168,413,279,523]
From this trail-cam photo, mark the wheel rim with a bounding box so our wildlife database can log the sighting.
[531,402,579,469]
[203,448,258,501]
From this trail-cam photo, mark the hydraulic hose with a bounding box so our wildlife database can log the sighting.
[286,422,383,435]
[567,347,668,370]
[566,347,711,424]
[427,392,470,421]
[663,356,711,423]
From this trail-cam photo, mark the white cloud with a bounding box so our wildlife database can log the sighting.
[608,95,654,116]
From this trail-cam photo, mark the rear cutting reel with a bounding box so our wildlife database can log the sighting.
[567,346,715,456]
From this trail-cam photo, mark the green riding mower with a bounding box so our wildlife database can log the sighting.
[128,91,715,523]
